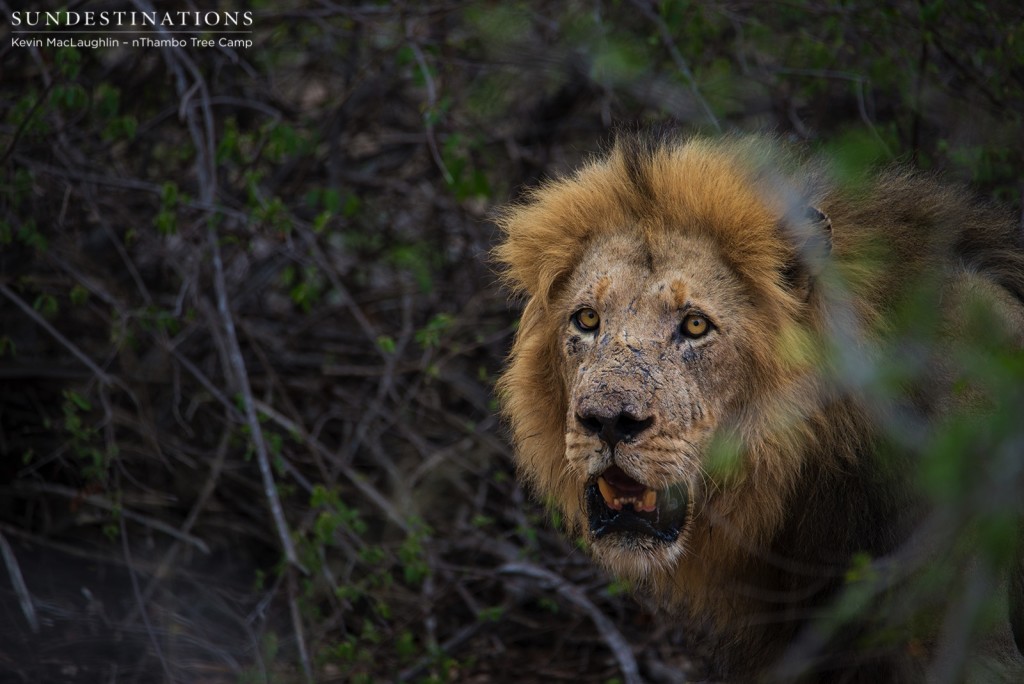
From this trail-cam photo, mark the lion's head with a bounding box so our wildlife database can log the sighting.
[495,135,844,591]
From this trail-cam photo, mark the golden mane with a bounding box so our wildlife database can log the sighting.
[495,135,844,565]
[493,132,1024,680]
[495,135,823,309]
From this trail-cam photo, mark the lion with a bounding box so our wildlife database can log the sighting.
[494,133,1024,682]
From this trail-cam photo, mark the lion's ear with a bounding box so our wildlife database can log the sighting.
[780,205,832,299]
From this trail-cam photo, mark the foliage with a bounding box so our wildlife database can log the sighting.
[1,1,1021,682]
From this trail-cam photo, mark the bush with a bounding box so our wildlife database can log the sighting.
[1,2,1021,681]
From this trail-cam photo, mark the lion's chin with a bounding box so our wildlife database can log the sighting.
[584,464,690,546]
[590,533,687,580]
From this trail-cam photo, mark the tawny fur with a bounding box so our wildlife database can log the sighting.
[494,133,1024,682]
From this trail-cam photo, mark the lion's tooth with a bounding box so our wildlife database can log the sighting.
[640,489,657,512]
[598,477,616,507]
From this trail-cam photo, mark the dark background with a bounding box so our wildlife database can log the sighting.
[1,2,1023,682]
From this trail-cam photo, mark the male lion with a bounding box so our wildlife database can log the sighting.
[494,133,1024,682]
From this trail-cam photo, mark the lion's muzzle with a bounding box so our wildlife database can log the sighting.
[572,356,692,544]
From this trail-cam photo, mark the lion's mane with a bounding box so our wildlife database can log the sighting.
[494,133,1024,681]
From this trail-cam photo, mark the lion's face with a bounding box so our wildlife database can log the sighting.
[496,136,830,585]
[558,230,759,573]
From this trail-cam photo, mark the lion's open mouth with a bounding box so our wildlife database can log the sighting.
[585,465,688,544]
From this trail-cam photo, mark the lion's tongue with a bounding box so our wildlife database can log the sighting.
[597,465,657,512]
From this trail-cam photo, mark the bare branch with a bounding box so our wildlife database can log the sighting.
[8,482,211,554]
[0,283,114,387]
[0,531,39,633]
[406,22,454,185]
[288,566,315,683]
[500,562,644,684]
[120,516,176,683]
[630,0,721,132]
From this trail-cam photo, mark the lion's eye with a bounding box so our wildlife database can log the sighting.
[572,307,601,332]
[681,313,711,339]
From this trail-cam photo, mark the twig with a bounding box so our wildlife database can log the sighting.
[911,35,929,164]
[132,0,305,574]
[253,400,412,534]
[206,225,306,573]
[127,420,233,625]
[11,156,251,221]
[500,561,644,684]
[853,80,893,160]
[332,290,413,474]
[288,566,315,683]
[0,531,39,633]
[120,515,176,683]
[768,67,893,160]
[405,26,454,184]
[7,482,211,554]
[293,224,387,362]
[0,79,54,164]
[630,0,721,132]
[0,283,115,387]
[0,521,160,572]
[397,620,487,682]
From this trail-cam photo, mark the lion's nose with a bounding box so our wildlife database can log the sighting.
[576,410,653,448]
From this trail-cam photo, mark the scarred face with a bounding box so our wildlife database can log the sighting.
[559,229,759,575]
